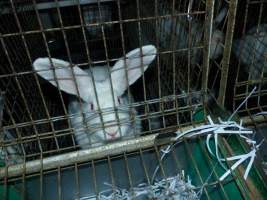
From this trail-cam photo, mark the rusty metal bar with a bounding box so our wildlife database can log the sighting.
[0,11,206,38]
[198,137,230,200]
[184,139,210,199]
[218,0,238,105]
[201,0,214,103]
[0,119,207,179]
[0,134,157,178]
[221,137,262,199]
[0,0,115,14]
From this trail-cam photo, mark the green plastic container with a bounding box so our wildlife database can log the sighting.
[0,161,22,200]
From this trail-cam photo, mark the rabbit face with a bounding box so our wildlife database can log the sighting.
[68,96,136,146]
[33,45,157,148]
[82,85,134,141]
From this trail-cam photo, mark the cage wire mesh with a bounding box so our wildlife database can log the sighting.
[231,1,267,117]
[230,0,267,188]
[0,0,267,199]
[123,0,229,128]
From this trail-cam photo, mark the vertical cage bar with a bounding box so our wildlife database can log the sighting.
[96,0,123,139]
[54,0,93,148]
[220,137,259,199]
[123,153,134,198]
[2,169,7,200]
[4,0,44,154]
[198,137,230,200]
[75,163,80,199]
[22,168,26,199]
[57,167,62,200]
[202,0,215,103]
[39,159,44,200]
[116,0,134,136]
[91,160,99,198]
[184,139,210,199]
[107,156,116,194]
[155,0,166,130]
[75,0,105,146]
[218,0,238,105]
[139,149,151,185]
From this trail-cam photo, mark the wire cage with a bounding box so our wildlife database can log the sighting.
[0,0,267,199]
[231,2,267,117]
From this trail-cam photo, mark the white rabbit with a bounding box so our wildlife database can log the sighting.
[233,24,267,80]
[33,45,157,149]
[0,95,23,165]
[157,6,227,106]
[0,130,24,165]
[159,7,227,65]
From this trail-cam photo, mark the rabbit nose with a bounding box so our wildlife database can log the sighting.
[106,132,117,139]
[105,127,118,139]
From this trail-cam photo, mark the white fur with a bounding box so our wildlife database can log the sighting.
[210,30,225,60]
[33,45,157,148]
[159,6,227,64]
[233,24,267,80]
[0,130,24,165]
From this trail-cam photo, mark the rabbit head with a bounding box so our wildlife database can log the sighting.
[33,45,157,147]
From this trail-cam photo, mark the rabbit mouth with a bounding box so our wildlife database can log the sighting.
[105,130,118,139]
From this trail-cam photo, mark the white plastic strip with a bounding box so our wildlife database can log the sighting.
[175,115,261,182]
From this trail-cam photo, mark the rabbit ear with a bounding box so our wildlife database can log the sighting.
[111,45,157,95]
[33,58,93,102]
[214,7,228,27]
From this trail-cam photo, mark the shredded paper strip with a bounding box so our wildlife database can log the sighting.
[79,172,199,200]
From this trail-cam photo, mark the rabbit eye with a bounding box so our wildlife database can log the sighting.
[90,102,94,110]
[117,97,122,104]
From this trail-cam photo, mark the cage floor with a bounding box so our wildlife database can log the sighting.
[2,134,266,200]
